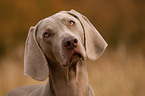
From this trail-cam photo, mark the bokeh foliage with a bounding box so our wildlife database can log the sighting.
[0,0,145,96]
[0,0,145,57]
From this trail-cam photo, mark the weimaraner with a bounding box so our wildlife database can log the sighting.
[7,10,107,96]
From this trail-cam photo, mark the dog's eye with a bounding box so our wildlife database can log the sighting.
[69,20,75,26]
[44,32,50,38]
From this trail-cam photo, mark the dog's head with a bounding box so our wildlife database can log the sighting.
[24,10,108,81]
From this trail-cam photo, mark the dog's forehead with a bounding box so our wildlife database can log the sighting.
[51,11,72,19]
[37,12,77,31]
[40,11,76,25]
[36,11,84,40]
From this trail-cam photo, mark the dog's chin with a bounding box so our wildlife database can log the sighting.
[63,53,84,67]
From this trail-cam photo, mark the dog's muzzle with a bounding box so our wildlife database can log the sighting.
[62,36,84,67]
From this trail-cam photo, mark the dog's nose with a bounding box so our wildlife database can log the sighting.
[63,36,78,49]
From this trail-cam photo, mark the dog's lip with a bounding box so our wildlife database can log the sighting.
[63,52,84,67]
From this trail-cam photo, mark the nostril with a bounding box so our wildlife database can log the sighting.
[74,39,78,44]
[73,39,78,48]
[64,41,71,47]
[63,36,78,49]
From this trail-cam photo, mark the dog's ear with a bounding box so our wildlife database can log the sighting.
[24,26,49,81]
[69,10,108,60]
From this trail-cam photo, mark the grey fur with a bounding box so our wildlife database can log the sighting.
[7,10,107,96]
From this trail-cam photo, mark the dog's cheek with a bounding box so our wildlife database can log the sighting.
[77,41,86,58]
[51,42,65,65]
[43,44,53,61]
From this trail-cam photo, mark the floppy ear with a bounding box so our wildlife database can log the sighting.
[24,26,49,81]
[69,10,108,61]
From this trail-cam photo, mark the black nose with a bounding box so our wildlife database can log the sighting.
[63,36,78,49]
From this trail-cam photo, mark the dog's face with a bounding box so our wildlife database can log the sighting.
[24,10,107,81]
[36,12,86,67]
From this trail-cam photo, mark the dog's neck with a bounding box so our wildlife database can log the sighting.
[44,60,90,96]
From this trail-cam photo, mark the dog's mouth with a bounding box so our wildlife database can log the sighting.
[63,52,84,67]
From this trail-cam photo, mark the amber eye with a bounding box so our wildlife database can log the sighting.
[44,32,50,38]
[69,20,75,26]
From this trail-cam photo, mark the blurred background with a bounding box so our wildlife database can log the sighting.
[0,0,145,96]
